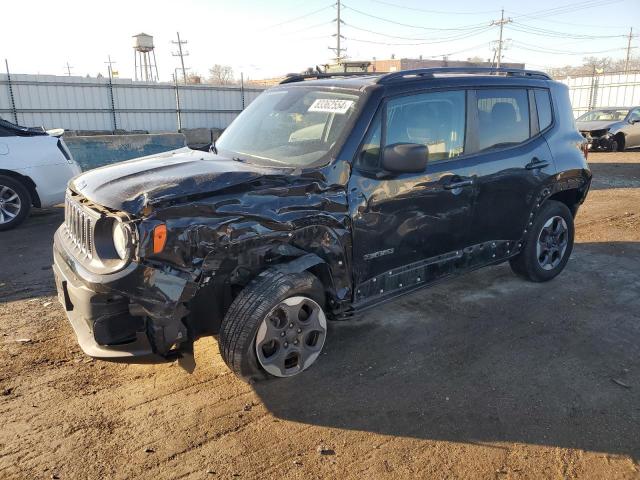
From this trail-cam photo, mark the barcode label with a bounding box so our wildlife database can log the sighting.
[308,99,354,114]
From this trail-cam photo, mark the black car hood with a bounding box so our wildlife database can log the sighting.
[70,147,286,215]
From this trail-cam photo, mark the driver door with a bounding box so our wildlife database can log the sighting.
[348,89,477,306]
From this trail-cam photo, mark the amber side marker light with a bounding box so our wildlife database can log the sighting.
[153,224,167,254]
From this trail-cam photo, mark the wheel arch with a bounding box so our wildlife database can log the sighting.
[612,131,626,150]
[546,189,582,217]
[187,224,352,336]
[0,169,41,208]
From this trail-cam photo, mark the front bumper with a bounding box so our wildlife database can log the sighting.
[53,226,193,362]
[581,132,614,150]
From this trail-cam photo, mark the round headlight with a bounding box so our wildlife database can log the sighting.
[112,221,131,260]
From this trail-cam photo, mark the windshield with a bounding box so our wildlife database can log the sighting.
[216,87,360,167]
[577,109,629,122]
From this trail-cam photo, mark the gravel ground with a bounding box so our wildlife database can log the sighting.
[1,151,639,480]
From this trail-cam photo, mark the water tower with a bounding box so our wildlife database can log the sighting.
[133,33,159,82]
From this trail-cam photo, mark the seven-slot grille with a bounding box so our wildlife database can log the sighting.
[64,195,95,259]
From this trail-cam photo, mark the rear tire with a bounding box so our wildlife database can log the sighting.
[509,200,574,282]
[219,269,327,382]
[0,176,31,231]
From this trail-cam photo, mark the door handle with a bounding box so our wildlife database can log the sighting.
[525,158,550,170]
[443,178,474,190]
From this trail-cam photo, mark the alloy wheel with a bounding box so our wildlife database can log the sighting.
[536,216,569,271]
[255,296,327,377]
[0,185,22,225]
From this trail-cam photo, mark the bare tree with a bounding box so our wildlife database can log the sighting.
[208,64,235,85]
[546,56,640,78]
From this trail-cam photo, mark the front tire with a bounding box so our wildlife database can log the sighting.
[219,269,327,382]
[509,200,574,282]
[0,176,31,231]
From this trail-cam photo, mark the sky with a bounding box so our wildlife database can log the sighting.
[1,0,638,82]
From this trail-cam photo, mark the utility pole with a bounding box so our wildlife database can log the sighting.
[172,32,189,84]
[490,9,512,68]
[328,0,346,65]
[64,62,73,76]
[105,55,117,132]
[625,27,635,72]
[104,55,116,77]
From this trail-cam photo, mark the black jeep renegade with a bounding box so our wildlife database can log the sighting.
[53,68,591,381]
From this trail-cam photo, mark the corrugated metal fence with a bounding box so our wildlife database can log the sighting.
[559,71,640,118]
[0,73,265,132]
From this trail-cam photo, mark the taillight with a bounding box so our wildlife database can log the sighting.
[57,139,73,164]
[581,141,589,161]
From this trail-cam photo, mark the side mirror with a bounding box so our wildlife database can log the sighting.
[381,143,429,174]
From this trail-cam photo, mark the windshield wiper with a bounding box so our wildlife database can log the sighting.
[232,156,249,163]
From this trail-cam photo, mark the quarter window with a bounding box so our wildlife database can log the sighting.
[534,89,553,131]
[476,89,530,151]
[386,90,466,162]
[356,112,382,170]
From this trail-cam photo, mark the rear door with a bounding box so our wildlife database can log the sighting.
[465,87,554,245]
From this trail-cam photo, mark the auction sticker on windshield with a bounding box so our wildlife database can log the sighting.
[308,98,354,114]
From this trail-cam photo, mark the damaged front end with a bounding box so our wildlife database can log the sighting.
[579,128,616,150]
[53,191,197,361]
[52,153,353,363]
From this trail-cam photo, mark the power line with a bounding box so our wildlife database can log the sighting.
[510,0,623,21]
[278,19,333,36]
[259,4,334,31]
[504,11,632,29]
[343,22,492,42]
[511,40,625,55]
[347,27,493,47]
[368,0,496,15]
[510,21,626,39]
[343,3,488,31]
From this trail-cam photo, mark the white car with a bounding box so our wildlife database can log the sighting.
[0,118,81,230]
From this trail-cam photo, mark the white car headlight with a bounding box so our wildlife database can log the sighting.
[112,220,131,260]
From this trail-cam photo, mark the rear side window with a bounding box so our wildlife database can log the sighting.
[386,90,466,162]
[476,89,530,151]
[534,89,553,131]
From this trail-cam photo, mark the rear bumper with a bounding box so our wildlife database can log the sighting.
[53,226,193,362]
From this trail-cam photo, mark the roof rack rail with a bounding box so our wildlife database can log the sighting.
[377,67,551,84]
[279,71,384,84]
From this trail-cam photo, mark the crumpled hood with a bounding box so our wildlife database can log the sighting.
[576,120,620,132]
[70,147,284,215]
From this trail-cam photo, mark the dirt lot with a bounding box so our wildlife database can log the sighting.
[1,151,639,480]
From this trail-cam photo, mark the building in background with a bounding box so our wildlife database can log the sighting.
[369,57,525,72]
